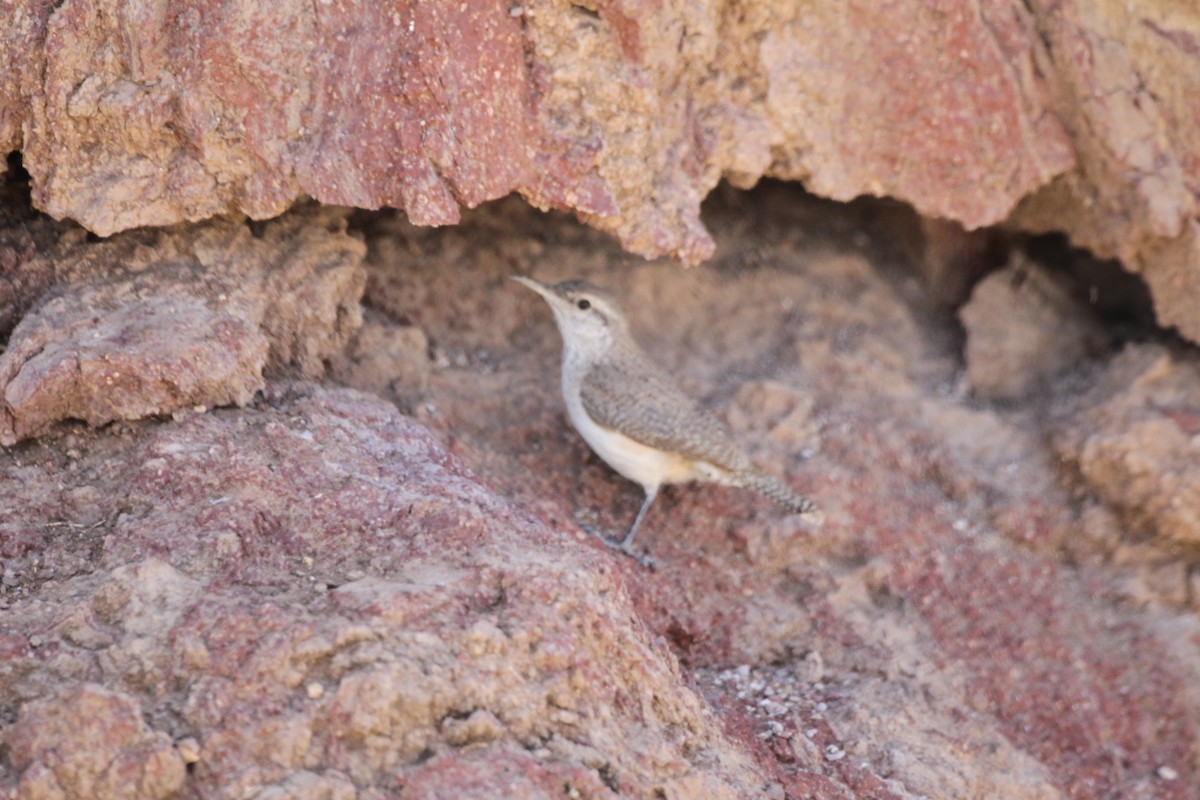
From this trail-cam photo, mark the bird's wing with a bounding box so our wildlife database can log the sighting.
[581,352,750,472]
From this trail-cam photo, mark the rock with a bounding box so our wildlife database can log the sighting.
[7,683,186,800]
[0,384,774,799]
[960,254,1112,400]
[3,186,1200,800]
[8,0,1071,258]
[757,2,1073,226]
[326,317,430,399]
[0,207,366,445]
[1054,344,1200,550]
[2,1,1198,345]
[10,0,619,249]
[1010,0,1200,343]
[342,191,1200,798]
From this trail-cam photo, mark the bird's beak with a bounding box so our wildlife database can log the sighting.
[511,275,554,302]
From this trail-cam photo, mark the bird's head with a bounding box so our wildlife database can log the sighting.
[512,276,630,360]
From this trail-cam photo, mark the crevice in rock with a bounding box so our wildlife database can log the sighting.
[3,177,1200,798]
[1010,232,1157,332]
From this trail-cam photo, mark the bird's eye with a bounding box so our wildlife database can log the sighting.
[577,299,591,310]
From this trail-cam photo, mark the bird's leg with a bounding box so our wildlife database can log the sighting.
[578,486,658,568]
[619,486,657,550]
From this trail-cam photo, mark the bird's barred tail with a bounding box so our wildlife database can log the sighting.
[738,471,821,519]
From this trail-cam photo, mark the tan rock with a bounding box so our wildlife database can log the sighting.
[0,207,365,444]
[2,0,1195,348]
[960,254,1111,400]
[1056,343,1200,549]
[3,188,1200,800]
[8,683,186,800]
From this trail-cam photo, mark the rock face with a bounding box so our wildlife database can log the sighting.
[959,254,1112,400]
[8,188,1198,799]
[1055,344,1200,553]
[1011,0,1200,341]
[7,684,187,800]
[2,0,1198,341]
[0,206,366,445]
[0,384,773,800]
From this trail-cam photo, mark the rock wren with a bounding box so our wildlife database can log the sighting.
[513,275,820,565]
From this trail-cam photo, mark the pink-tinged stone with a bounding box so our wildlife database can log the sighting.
[761,0,1074,227]
[1055,344,1200,549]
[348,195,1200,799]
[2,0,1199,341]
[886,546,1197,800]
[0,207,365,445]
[0,384,776,799]
[0,293,268,446]
[0,0,53,157]
[2,0,1075,264]
[4,169,1200,800]
[17,0,616,240]
[8,683,186,800]
[1010,0,1200,342]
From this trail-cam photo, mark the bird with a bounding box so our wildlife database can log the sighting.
[512,275,820,566]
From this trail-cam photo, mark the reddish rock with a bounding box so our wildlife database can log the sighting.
[0,207,365,445]
[0,385,774,799]
[1055,344,1200,551]
[344,192,1200,799]
[6,0,1075,261]
[3,188,1200,800]
[7,683,186,800]
[0,1,51,158]
[2,0,1197,342]
[1011,0,1200,342]
[959,254,1112,400]
[12,0,616,244]
[759,1,1073,225]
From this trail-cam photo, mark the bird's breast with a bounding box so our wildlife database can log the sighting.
[562,389,702,490]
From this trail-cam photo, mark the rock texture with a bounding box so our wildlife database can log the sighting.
[960,253,1112,400]
[7,684,186,800]
[3,185,1200,799]
[0,206,365,445]
[1,0,1198,341]
[1012,0,1200,340]
[1055,344,1200,554]
[0,384,773,800]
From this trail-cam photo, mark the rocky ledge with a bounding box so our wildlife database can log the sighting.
[2,188,1198,798]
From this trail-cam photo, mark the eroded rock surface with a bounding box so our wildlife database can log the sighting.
[1,0,1198,341]
[341,190,1200,799]
[1012,0,1200,341]
[960,254,1112,400]
[1055,344,1200,553]
[7,684,186,800]
[0,385,772,800]
[2,189,1199,799]
[0,207,366,445]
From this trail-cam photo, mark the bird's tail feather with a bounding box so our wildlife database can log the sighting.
[738,471,820,519]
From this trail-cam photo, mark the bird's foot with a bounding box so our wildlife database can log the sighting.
[577,521,656,569]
